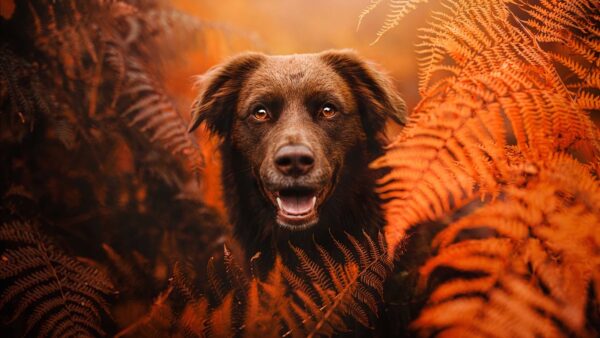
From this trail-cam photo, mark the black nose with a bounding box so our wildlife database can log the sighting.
[274,144,315,176]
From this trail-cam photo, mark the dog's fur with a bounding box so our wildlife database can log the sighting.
[189,49,405,269]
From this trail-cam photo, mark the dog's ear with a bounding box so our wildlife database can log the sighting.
[188,52,266,136]
[319,49,406,136]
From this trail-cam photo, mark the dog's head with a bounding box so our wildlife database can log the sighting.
[189,50,405,230]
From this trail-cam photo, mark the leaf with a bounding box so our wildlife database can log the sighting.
[0,220,114,338]
[373,0,600,256]
[414,154,599,337]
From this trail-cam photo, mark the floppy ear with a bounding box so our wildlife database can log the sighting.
[188,52,266,136]
[319,49,406,138]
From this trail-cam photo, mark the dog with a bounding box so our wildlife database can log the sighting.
[188,49,406,269]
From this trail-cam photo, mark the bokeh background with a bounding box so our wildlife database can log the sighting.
[167,0,431,111]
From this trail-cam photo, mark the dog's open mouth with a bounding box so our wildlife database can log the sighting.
[271,187,320,229]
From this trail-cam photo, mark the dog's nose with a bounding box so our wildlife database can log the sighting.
[274,144,315,176]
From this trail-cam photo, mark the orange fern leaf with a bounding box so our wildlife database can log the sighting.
[0,220,114,338]
[171,232,392,337]
[357,0,429,45]
[414,154,599,337]
[372,0,600,256]
[115,57,203,171]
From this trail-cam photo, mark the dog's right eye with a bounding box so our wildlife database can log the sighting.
[319,103,338,119]
[252,106,270,121]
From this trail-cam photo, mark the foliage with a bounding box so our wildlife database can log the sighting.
[366,0,600,336]
[415,153,599,336]
[358,0,429,45]
[0,0,598,337]
[0,192,114,338]
[0,0,228,336]
[371,0,599,254]
[116,232,393,337]
[0,221,113,337]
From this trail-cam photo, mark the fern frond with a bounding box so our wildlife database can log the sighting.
[372,0,600,255]
[291,244,332,291]
[356,0,383,31]
[206,256,226,303]
[0,45,51,142]
[261,257,306,337]
[509,0,600,119]
[171,232,393,337]
[179,298,209,337]
[27,1,104,79]
[576,91,600,110]
[24,0,205,171]
[365,0,429,45]
[0,220,114,338]
[414,154,599,337]
[115,57,203,171]
[292,232,393,336]
[172,262,211,337]
[223,244,248,293]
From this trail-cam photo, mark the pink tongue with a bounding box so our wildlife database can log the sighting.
[278,195,315,215]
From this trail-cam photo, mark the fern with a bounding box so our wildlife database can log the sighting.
[370,0,600,255]
[414,153,599,336]
[363,0,600,335]
[357,0,428,44]
[356,0,383,31]
[267,232,392,336]
[121,232,394,337]
[1,3,228,336]
[22,0,205,170]
[0,220,114,338]
[104,6,260,171]
[0,44,51,143]
[509,0,600,115]
[1,0,246,336]
[299,232,393,337]
[113,56,203,170]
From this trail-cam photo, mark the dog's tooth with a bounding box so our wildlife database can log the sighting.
[311,196,316,208]
[276,197,283,210]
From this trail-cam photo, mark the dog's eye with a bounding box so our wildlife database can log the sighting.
[252,106,270,121]
[319,103,337,119]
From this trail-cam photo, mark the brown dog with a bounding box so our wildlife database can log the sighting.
[189,49,405,268]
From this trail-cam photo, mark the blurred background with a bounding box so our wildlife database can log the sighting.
[167,0,429,112]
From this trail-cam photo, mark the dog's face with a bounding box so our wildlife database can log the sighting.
[189,50,405,230]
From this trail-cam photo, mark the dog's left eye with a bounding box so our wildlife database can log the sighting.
[252,106,270,121]
[319,103,337,119]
